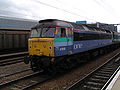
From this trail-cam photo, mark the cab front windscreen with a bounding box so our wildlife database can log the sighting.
[30,27,55,38]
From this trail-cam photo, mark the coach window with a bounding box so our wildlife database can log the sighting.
[58,28,66,37]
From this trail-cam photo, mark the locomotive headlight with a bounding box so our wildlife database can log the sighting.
[39,52,43,55]
[49,46,52,50]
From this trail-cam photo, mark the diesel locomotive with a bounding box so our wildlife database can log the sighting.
[24,19,120,72]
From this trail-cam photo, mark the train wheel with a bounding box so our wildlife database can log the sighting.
[66,57,72,69]
[30,60,38,72]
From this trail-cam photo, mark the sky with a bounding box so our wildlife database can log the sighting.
[0,0,120,31]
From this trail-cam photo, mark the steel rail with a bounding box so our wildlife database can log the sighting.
[66,52,120,90]
[0,52,28,66]
[0,72,40,88]
[101,66,120,90]
[0,68,31,79]
[0,52,28,58]
[0,57,25,66]
[22,76,51,90]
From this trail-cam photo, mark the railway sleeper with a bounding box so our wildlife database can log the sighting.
[101,67,116,70]
[85,81,104,86]
[89,78,106,82]
[92,75,110,79]
[97,71,114,74]
[99,69,115,72]
[94,73,112,77]
[83,85,101,90]
[100,68,116,71]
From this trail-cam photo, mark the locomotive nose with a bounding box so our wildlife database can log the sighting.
[28,38,54,57]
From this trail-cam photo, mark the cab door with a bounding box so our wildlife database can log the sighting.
[54,27,73,56]
[66,27,73,55]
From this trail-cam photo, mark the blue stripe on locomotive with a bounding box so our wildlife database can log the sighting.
[73,39,112,54]
[54,46,68,56]
[54,41,73,56]
[54,39,112,56]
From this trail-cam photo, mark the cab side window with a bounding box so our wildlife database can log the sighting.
[68,28,72,37]
[58,28,66,37]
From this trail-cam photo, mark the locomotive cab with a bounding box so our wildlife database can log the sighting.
[24,19,73,71]
[29,26,55,57]
[28,26,73,57]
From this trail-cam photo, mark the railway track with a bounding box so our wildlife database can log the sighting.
[0,52,28,66]
[0,51,52,89]
[66,52,120,90]
[0,67,32,86]
[0,71,51,90]
[0,68,31,79]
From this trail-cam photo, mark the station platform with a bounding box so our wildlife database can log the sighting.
[106,67,120,90]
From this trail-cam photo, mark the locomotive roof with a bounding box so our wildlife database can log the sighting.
[36,19,72,28]
[32,19,113,33]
